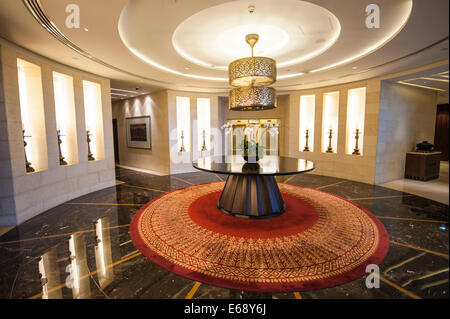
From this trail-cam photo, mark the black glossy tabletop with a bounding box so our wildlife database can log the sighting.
[192,155,315,176]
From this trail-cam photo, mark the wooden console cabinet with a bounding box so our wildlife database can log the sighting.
[405,152,441,181]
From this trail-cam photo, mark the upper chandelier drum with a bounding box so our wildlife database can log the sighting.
[229,57,276,87]
[228,34,277,111]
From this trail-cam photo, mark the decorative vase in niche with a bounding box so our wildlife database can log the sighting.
[416,141,434,152]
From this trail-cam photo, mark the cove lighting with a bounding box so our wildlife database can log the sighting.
[397,81,446,92]
[310,1,413,73]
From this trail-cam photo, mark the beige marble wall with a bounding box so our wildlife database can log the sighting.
[0,46,17,226]
[283,79,381,184]
[0,41,115,226]
[112,91,170,175]
[375,82,438,184]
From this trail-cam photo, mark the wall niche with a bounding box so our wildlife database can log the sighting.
[299,94,316,152]
[17,58,48,173]
[321,91,339,153]
[53,71,78,165]
[346,87,366,155]
[83,80,105,161]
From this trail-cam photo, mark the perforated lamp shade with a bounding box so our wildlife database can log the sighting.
[228,33,277,111]
[228,57,276,87]
[229,86,276,111]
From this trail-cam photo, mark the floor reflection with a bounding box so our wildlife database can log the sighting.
[34,216,118,299]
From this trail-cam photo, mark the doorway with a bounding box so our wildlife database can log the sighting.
[434,104,449,161]
[112,119,120,164]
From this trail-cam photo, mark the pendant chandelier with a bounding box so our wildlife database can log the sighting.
[228,34,277,111]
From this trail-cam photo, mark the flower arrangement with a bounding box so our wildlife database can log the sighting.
[221,120,279,162]
[239,136,265,161]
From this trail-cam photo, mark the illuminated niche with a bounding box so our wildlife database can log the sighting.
[176,96,191,152]
[197,98,211,152]
[53,72,78,165]
[299,95,316,152]
[17,58,48,173]
[346,87,366,155]
[82,80,105,160]
[321,92,339,153]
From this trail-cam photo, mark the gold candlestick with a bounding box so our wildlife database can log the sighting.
[179,130,186,152]
[23,128,35,173]
[303,129,310,152]
[326,129,333,153]
[57,129,68,166]
[201,129,207,151]
[352,128,361,155]
[87,130,95,161]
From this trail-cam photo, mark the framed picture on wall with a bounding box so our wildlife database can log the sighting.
[126,116,152,149]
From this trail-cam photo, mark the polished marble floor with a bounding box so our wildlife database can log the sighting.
[0,167,448,299]
[380,162,449,205]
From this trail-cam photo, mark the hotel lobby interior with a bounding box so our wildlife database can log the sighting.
[0,0,449,306]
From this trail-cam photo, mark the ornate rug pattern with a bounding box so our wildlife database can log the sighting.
[130,182,389,292]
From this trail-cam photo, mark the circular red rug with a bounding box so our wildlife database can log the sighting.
[130,182,389,292]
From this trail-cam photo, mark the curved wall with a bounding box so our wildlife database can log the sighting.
[0,39,115,227]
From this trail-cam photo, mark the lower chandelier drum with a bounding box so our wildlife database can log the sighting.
[229,86,276,111]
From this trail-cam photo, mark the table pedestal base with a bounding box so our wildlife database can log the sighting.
[218,175,285,219]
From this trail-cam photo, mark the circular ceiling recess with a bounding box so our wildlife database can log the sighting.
[116,0,414,87]
[172,0,341,70]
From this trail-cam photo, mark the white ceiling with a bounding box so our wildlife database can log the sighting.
[0,0,448,95]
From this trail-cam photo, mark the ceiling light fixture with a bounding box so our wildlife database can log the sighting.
[110,92,129,97]
[111,88,140,94]
[229,34,277,111]
[421,77,449,83]
[397,80,446,92]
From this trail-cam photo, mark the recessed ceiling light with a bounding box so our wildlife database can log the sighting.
[352,66,358,70]
[84,28,89,32]
[111,88,140,94]
[185,67,191,70]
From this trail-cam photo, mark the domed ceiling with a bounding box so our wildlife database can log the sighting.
[0,0,448,94]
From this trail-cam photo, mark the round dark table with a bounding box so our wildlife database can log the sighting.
[192,155,315,218]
